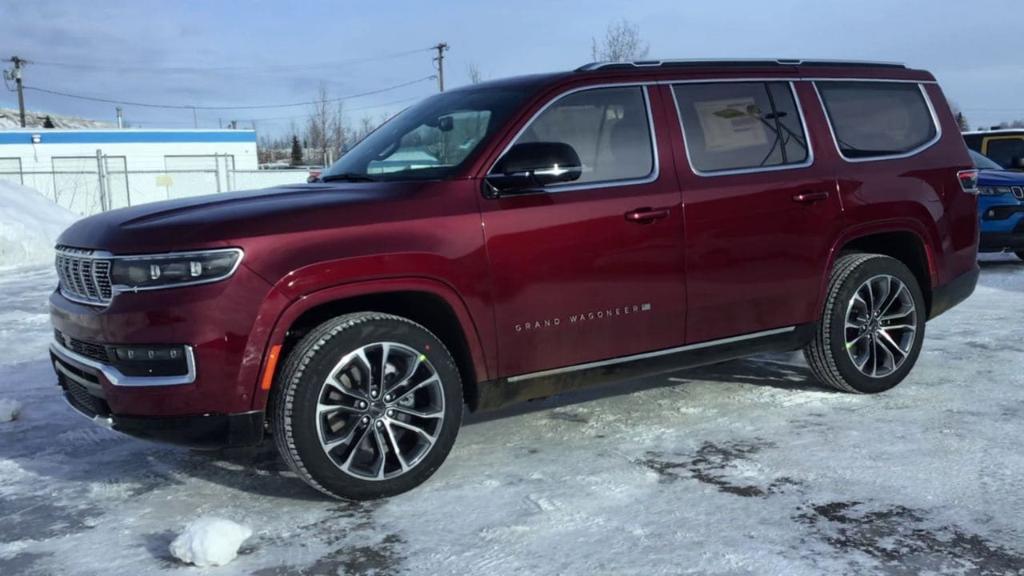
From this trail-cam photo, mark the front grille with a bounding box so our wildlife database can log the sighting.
[55,246,113,306]
[54,330,110,363]
[1013,186,1024,200]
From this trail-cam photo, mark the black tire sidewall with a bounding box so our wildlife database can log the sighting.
[281,315,462,500]
[827,257,927,394]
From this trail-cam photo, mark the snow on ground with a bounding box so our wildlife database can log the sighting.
[0,181,78,269]
[168,517,252,567]
[0,256,1023,575]
[0,398,21,422]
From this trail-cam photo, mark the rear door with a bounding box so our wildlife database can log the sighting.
[666,80,842,344]
[480,84,687,377]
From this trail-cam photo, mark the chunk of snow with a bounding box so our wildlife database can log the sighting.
[169,517,252,567]
[0,181,78,268]
[0,398,22,422]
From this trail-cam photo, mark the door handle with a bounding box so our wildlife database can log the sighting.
[625,207,670,223]
[792,191,830,203]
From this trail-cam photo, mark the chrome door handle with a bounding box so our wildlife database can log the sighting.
[793,191,830,203]
[625,207,670,223]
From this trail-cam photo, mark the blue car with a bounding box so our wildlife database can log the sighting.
[971,149,1024,260]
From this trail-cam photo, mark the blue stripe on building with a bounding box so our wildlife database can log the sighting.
[0,131,256,145]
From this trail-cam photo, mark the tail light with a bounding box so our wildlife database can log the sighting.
[957,169,979,195]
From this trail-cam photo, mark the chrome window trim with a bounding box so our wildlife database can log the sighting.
[653,78,937,86]
[812,81,943,164]
[506,326,796,383]
[671,80,815,178]
[51,339,197,387]
[486,82,660,194]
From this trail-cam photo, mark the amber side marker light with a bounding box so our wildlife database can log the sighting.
[260,344,283,391]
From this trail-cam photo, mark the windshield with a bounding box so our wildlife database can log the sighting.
[970,149,1004,170]
[320,86,533,182]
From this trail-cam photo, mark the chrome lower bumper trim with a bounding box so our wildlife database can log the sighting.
[60,394,114,429]
[50,340,197,387]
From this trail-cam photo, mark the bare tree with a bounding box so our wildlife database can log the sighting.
[591,19,649,62]
[467,63,484,85]
[306,83,351,165]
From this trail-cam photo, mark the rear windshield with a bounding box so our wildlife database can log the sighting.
[817,82,937,159]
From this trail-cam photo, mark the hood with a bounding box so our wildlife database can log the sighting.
[978,169,1024,187]
[57,181,425,253]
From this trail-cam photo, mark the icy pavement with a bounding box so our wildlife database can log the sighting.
[1,257,1023,575]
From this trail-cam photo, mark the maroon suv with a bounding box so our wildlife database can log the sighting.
[49,59,980,499]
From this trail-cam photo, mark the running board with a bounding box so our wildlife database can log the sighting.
[474,324,816,412]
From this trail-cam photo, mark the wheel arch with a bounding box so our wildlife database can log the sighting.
[254,279,490,414]
[827,224,937,315]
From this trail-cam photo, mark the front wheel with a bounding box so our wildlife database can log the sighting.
[272,312,463,500]
[804,254,926,394]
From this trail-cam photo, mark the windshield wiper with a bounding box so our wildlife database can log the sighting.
[320,172,377,183]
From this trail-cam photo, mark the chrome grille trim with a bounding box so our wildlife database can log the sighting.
[55,246,114,306]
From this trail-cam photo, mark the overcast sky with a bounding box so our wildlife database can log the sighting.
[1,0,1022,135]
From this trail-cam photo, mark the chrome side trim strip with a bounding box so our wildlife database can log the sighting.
[670,81,816,178]
[486,82,660,194]
[50,340,197,387]
[812,81,943,164]
[506,326,796,383]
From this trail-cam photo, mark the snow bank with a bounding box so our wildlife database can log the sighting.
[0,398,22,422]
[0,181,78,268]
[169,517,252,567]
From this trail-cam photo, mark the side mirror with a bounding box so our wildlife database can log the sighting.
[486,142,582,194]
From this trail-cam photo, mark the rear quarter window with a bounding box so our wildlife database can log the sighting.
[816,82,937,160]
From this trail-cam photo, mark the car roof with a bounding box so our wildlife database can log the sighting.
[457,59,935,95]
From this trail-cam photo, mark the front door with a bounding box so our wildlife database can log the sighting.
[480,84,687,378]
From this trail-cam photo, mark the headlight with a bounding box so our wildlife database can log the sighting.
[977,185,1013,196]
[110,248,243,291]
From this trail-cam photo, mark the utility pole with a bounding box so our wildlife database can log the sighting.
[432,43,448,92]
[115,107,124,129]
[4,56,27,127]
[191,106,198,128]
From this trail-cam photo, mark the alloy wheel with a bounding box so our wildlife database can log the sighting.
[844,274,918,378]
[315,342,445,481]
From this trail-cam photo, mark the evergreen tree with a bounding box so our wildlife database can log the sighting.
[956,112,969,132]
[42,115,55,128]
[290,135,303,166]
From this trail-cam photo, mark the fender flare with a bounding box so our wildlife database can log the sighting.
[818,219,939,312]
[247,276,492,411]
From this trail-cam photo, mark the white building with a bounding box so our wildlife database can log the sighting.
[0,129,303,215]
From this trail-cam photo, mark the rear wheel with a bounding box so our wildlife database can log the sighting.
[272,312,462,500]
[804,254,926,394]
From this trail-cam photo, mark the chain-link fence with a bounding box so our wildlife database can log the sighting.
[0,153,311,216]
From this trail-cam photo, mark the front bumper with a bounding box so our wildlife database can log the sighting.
[53,342,264,449]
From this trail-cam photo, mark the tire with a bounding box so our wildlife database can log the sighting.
[271,312,463,500]
[804,254,926,394]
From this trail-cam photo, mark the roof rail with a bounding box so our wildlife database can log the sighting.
[575,59,908,72]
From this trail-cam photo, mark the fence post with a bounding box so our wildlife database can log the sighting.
[215,153,223,193]
[95,149,109,212]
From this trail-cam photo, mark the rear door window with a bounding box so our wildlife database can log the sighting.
[816,82,937,160]
[672,82,810,174]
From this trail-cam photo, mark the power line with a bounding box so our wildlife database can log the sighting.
[21,75,436,111]
[28,47,435,74]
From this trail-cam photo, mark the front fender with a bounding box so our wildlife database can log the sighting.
[243,272,493,412]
